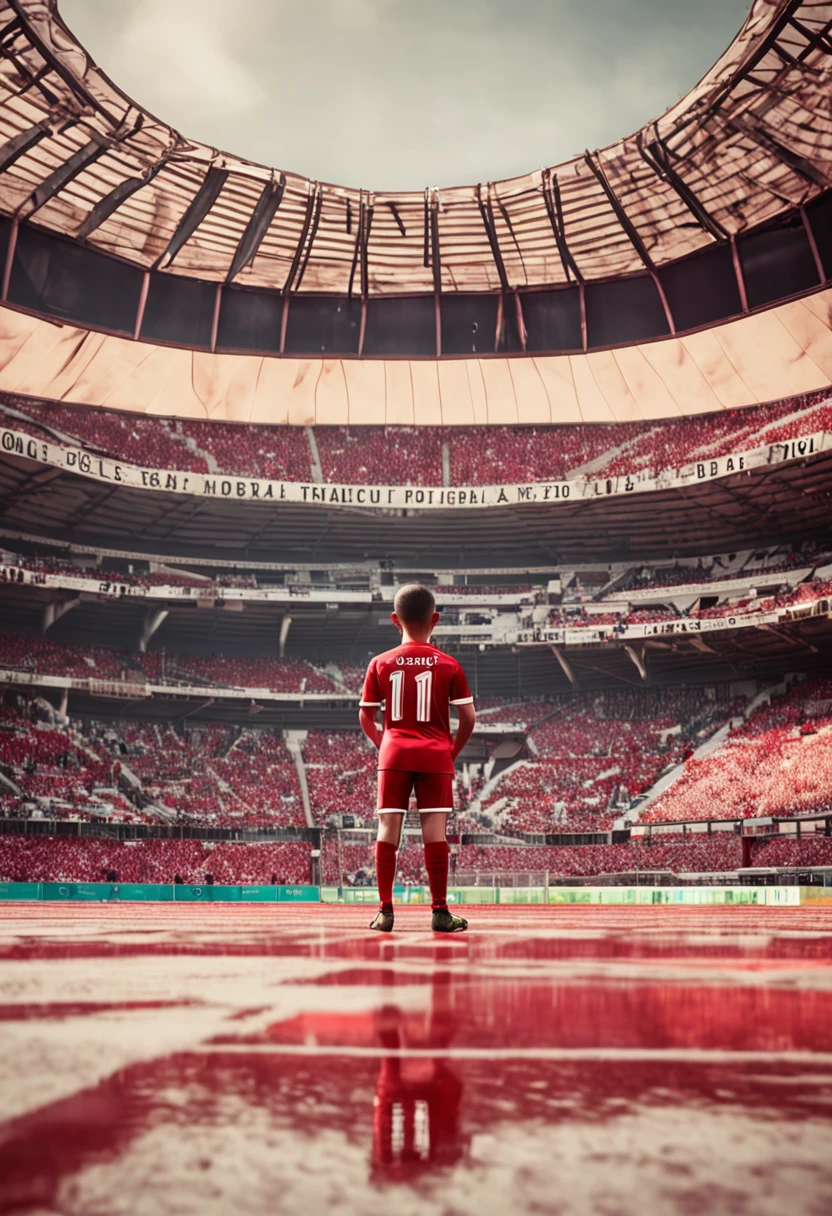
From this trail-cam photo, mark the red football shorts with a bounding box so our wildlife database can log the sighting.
[377,770,454,815]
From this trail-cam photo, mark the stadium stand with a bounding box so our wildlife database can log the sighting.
[3,387,831,487]
[0,634,339,693]
[477,689,729,833]
[8,828,830,888]
[0,835,313,884]
[645,679,832,823]
[302,730,377,827]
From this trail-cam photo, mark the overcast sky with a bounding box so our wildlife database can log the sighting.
[62,0,751,192]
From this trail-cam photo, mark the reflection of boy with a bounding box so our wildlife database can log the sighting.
[371,1002,465,1180]
[359,584,476,933]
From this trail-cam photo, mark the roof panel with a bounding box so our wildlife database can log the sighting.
[0,0,827,296]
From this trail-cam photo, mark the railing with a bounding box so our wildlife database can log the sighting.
[0,817,321,844]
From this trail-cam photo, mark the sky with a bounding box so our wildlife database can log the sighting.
[61,0,752,192]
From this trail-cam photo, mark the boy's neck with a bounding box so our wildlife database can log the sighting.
[400,628,432,646]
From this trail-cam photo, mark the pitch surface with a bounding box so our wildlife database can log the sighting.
[1,904,831,1215]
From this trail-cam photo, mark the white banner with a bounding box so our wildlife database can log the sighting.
[1,426,828,511]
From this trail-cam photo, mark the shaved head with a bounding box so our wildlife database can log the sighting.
[394,583,436,626]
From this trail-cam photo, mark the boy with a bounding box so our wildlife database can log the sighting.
[359,583,476,933]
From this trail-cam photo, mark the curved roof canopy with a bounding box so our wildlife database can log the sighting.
[0,0,830,297]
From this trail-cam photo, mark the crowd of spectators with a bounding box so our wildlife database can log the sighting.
[0,634,340,695]
[457,834,743,875]
[4,397,208,473]
[749,835,832,867]
[303,729,379,827]
[646,679,832,823]
[480,688,732,833]
[476,701,551,727]
[177,419,312,481]
[162,654,339,694]
[0,706,140,821]
[315,426,443,486]
[2,827,830,887]
[4,387,831,488]
[0,836,312,884]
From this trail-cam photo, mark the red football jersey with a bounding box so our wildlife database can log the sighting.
[360,641,473,774]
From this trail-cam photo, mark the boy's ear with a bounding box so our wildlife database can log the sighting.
[431,611,440,628]
[391,611,402,631]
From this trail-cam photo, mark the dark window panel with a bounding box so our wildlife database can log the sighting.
[521,286,582,352]
[8,223,141,335]
[140,272,215,348]
[738,218,819,310]
[217,286,282,353]
[805,190,832,281]
[363,295,436,356]
[659,242,741,332]
[284,295,361,355]
[440,294,499,355]
[585,274,669,347]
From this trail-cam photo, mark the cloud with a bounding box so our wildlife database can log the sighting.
[61,0,750,188]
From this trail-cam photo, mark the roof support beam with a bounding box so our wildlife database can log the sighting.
[77,160,167,240]
[427,188,442,355]
[6,0,121,124]
[139,608,168,653]
[541,168,582,284]
[726,113,829,189]
[584,151,676,334]
[292,183,323,292]
[789,16,832,61]
[704,0,805,119]
[0,122,49,175]
[156,165,228,270]
[42,595,79,633]
[18,135,108,219]
[287,184,318,295]
[637,128,728,241]
[225,173,285,283]
[550,645,578,687]
[623,644,647,682]
[476,182,509,291]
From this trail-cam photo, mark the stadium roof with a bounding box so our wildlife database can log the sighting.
[0,0,830,296]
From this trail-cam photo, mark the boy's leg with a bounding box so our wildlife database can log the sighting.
[375,812,404,913]
[421,812,450,911]
[371,770,411,930]
[416,774,467,932]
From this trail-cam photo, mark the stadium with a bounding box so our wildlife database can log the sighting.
[1,0,832,1211]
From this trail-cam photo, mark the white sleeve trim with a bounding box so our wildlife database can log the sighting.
[450,696,474,705]
[359,700,382,708]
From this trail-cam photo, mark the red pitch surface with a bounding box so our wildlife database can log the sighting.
[1,904,832,1215]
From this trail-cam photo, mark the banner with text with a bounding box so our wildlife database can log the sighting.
[1,426,827,511]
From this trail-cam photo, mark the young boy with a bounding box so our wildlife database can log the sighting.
[359,583,476,933]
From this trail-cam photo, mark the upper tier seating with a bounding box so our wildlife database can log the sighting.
[0,634,339,694]
[3,387,830,487]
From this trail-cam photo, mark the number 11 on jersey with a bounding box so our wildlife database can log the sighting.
[389,668,432,722]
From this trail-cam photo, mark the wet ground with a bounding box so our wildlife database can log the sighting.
[1,903,831,1215]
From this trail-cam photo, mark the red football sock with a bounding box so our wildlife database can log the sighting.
[424,840,450,911]
[376,841,397,912]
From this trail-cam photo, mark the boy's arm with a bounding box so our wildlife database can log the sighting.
[451,702,476,759]
[359,705,382,749]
